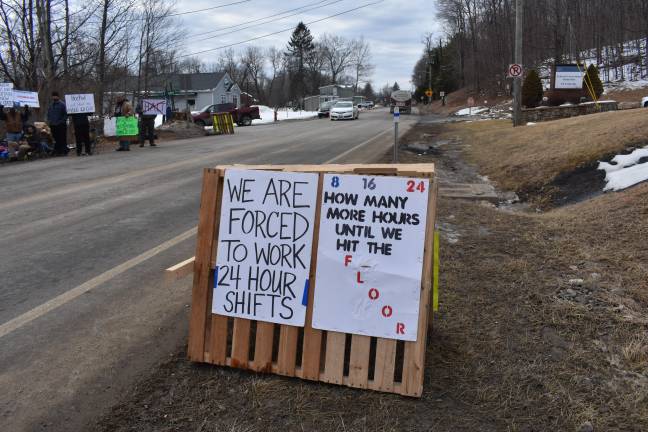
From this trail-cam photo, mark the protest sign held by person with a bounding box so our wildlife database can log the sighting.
[113,96,134,151]
[136,100,158,147]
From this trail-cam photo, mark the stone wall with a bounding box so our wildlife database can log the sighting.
[521,101,618,123]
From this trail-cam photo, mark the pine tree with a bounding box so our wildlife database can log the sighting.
[583,64,604,99]
[392,82,400,91]
[285,22,315,103]
[362,82,375,100]
[522,69,543,108]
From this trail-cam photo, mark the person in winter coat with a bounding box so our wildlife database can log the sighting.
[0,103,30,143]
[47,91,68,156]
[70,112,92,156]
[113,96,134,151]
[135,101,157,147]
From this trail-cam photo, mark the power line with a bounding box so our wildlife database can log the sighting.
[167,0,251,18]
[195,0,346,42]
[179,0,383,58]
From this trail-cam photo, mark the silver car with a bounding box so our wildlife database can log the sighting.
[330,101,359,121]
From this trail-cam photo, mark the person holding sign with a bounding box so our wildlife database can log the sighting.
[71,112,92,156]
[135,101,157,147]
[47,92,68,156]
[113,96,134,151]
[0,103,30,143]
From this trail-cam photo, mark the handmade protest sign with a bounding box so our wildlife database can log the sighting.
[0,83,13,106]
[212,169,318,327]
[142,99,166,116]
[65,94,95,114]
[115,116,138,136]
[13,90,39,107]
[312,174,429,341]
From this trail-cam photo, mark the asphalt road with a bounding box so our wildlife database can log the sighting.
[0,108,417,431]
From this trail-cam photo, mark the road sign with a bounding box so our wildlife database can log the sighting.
[425,89,433,97]
[393,106,400,122]
[440,91,445,97]
[467,97,475,107]
[508,63,523,78]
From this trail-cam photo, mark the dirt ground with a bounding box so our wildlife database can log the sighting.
[92,120,648,432]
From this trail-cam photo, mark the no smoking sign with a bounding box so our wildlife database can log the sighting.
[508,63,523,78]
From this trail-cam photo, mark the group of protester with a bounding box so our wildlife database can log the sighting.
[0,91,158,161]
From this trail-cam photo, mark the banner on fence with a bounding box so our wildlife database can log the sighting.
[312,174,429,341]
[65,94,95,114]
[142,99,167,116]
[103,117,116,137]
[115,116,138,136]
[13,90,40,107]
[211,169,319,326]
[0,83,13,106]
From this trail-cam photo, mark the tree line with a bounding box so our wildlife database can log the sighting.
[412,0,648,97]
[0,1,374,114]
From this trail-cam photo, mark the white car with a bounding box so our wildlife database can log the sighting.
[642,96,648,108]
[330,101,359,120]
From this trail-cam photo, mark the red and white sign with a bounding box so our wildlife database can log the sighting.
[508,63,523,78]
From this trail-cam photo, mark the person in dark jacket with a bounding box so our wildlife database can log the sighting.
[47,91,68,156]
[71,112,92,156]
[0,103,30,143]
[113,96,134,151]
[135,101,157,147]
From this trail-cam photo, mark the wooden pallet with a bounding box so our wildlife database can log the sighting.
[187,164,437,397]
[212,113,235,135]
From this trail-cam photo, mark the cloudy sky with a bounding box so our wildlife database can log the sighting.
[172,0,442,90]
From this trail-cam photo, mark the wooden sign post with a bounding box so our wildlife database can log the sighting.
[187,164,437,397]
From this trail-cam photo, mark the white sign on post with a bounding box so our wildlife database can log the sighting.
[0,83,13,106]
[212,169,319,327]
[393,106,400,123]
[312,174,430,341]
[555,65,584,89]
[142,99,167,116]
[65,94,95,114]
[13,90,39,107]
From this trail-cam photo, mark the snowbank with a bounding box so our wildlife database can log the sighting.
[598,146,648,191]
[252,106,318,125]
[454,107,489,116]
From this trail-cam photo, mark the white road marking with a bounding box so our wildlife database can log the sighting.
[0,227,197,339]
[324,127,392,163]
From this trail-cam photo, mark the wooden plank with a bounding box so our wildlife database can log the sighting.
[401,177,438,397]
[252,322,274,372]
[370,339,396,392]
[187,169,220,362]
[322,331,346,385]
[230,318,251,368]
[164,256,195,284]
[301,173,324,380]
[276,325,299,376]
[347,335,371,389]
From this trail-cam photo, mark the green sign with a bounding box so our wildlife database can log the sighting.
[116,116,139,136]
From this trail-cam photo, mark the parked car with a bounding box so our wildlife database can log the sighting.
[357,101,374,109]
[330,101,359,120]
[642,96,648,108]
[192,103,260,127]
[318,101,335,118]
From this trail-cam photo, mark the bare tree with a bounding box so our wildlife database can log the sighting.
[350,37,374,93]
[320,34,354,84]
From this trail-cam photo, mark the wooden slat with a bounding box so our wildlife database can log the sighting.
[230,318,252,368]
[322,331,346,385]
[401,178,438,397]
[187,169,220,362]
[164,256,195,284]
[276,325,299,376]
[252,322,275,372]
[348,335,371,388]
[370,339,397,392]
[301,173,324,380]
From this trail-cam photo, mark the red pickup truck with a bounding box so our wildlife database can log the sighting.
[191,103,261,127]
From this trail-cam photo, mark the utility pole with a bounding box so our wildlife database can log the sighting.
[513,0,524,127]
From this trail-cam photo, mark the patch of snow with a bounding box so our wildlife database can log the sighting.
[526,122,537,126]
[455,107,488,116]
[599,146,648,191]
[251,105,318,125]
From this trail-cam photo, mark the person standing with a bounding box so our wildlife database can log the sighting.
[71,112,92,156]
[135,101,157,147]
[0,103,30,143]
[47,92,68,156]
[113,96,134,151]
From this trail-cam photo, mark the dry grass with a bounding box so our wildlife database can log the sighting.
[605,87,648,103]
[441,110,648,198]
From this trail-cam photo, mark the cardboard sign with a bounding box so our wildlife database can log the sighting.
[103,117,116,137]
[0,83,13,106]
[312,174,429,341]
[212,169,319,327]
[65,94,95,114]
[142,99,167,116]
[115,116,138,136]
[13,90,39,107]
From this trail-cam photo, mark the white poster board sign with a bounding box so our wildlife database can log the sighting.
[103,117,116,136]
[65,94,95,114]
[212,169,319,327]
[142,99,167,116]
[13,90,39,107]
[312,174,429,341]
[0,83,13,106]
[555,65,583,89]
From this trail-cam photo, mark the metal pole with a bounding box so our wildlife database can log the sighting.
[513,0,524,127]
[393,121,399,163]
[428,62,432,105]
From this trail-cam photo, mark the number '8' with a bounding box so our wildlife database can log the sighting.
[331,176,340,188]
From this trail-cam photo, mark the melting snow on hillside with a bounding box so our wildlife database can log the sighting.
[454,107,489,116]
[598,146,648,191]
